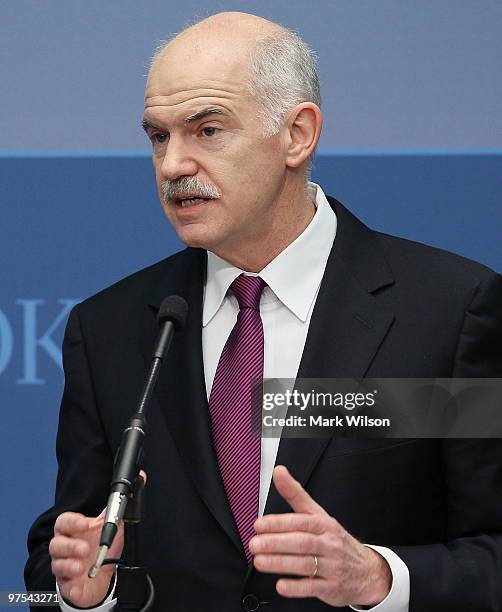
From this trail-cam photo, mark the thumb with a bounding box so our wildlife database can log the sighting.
[273,465,327,515]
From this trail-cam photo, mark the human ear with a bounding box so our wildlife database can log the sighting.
[284,103,322,169]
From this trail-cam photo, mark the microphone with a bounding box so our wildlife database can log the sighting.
[89,295,188,578]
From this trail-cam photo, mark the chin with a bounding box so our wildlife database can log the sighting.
[175,228,220,251]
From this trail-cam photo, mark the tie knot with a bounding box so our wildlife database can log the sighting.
[231,274,266,310]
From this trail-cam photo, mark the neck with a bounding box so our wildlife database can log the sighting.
[214,180,316,272]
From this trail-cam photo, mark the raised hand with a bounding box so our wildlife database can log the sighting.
[250,465,391,608]
[49,471,146,608]
[50,507,123,608]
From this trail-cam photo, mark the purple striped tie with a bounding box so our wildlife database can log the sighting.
[209,274,266,562]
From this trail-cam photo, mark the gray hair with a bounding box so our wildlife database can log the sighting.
[246,29,321,136]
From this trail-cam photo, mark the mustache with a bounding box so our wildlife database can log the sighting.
[162,176,221,203]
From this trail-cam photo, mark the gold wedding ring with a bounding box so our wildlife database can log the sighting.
[311,554,319,578]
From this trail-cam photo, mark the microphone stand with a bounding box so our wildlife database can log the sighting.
[115,475,154,612]
[90,295,188,612]
[101,475,154,611]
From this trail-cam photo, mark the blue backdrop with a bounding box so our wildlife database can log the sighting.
[2,1,502,152]
[1,1,502,607]
[1,151,501,606]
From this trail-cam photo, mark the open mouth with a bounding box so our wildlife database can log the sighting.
[170,193,215,208]
[177,197,208,208]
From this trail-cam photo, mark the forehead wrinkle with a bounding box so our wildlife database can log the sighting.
[144,85,243,107]
[144,95,237,110]
[143,91,247,125]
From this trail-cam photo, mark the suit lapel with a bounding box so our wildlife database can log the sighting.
[264,198,396,516]
[143,248,244,557]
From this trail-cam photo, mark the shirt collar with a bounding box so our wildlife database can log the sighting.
[203,183,337,325]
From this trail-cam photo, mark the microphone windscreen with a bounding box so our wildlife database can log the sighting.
[157,295,188,331]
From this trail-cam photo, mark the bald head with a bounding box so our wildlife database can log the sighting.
[152,12,280,71]
[148,11,320,136]
[158,12,281,56]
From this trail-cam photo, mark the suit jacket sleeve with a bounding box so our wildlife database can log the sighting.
[24,306,114,605]
[391,271,502,612]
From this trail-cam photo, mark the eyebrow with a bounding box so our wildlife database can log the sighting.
[184,107,226,124]
[141,118,163,133]
[141,107,226,133]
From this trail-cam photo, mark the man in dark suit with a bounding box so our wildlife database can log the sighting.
[25,11,502,612]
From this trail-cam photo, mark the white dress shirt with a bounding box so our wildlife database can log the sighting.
[59,184,409,612]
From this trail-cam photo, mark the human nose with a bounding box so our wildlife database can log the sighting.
[158,136,198,180]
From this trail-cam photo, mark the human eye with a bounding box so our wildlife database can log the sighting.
[151,131,169,144]
[200,126,219,137]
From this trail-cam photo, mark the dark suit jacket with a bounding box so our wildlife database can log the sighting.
[25,197,502,611]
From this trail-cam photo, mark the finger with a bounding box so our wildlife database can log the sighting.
[276,577,322,599]
[139,469,147,485]
[254,513,327,535]
[250,532,321,556]
[254,553,321,577]
[66,585,83,607]
[51,558,85,580]
[54,513,91,536]
[272,466,327,515]
[49,536,89,559]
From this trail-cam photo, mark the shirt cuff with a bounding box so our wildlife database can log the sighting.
[56,573,117,612]
[350,545,410,612]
